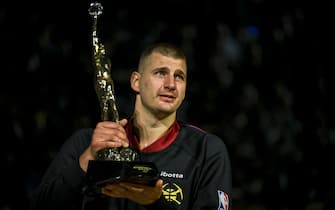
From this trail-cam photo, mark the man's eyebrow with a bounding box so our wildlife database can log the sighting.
[175,69,186,75]
[152,67,169,72]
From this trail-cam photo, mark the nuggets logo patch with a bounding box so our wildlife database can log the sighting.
[162,183,183,205]
[217,190,229,210]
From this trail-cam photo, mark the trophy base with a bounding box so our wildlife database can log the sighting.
[83,160,160,196]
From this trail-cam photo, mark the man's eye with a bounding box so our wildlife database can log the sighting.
[155,71,166,76]
[175,75,185,81]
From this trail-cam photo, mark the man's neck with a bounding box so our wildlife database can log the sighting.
[132,111,176,150]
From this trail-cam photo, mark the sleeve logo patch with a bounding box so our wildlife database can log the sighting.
[217,190,229,210]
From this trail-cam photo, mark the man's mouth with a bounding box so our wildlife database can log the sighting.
[159,94,176,102]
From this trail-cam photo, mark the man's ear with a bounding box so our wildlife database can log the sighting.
[130,71,140,92]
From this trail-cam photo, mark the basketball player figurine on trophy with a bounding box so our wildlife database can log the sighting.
[84,2,159,196]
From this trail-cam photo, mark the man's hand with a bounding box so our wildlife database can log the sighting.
[101,179,163,205]
[90,119,129,152]
[79,119,129,172]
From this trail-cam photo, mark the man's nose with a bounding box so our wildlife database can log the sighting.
[164,75,176,89]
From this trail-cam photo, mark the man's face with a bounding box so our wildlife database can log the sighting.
[134,52,187,116]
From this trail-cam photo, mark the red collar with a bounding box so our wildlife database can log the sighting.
[125,119,180,152]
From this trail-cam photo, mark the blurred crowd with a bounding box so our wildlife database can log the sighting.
[0,1,333,210]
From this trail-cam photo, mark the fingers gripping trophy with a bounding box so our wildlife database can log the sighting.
[84,2,159,196]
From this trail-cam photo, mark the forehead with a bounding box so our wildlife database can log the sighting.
[144,52,187,74]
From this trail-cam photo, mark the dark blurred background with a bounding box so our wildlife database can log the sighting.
[0,0,333,210]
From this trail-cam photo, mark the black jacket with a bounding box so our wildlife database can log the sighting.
[30,121,232,210]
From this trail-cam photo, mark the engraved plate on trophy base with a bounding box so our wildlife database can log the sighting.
[84,160,160,196]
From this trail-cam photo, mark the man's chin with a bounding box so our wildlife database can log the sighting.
[154,107,176,118]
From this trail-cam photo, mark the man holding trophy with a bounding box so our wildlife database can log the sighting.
[30,2,232,210]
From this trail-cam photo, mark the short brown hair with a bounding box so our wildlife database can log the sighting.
[138,43,186,71]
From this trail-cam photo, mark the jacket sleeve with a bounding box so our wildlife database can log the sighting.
[30,129,92,210]
[192,134,232,210]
